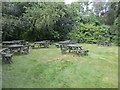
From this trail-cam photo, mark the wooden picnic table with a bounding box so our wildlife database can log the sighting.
[66,44,82,52]
[0,48,8,53]
[57,40,77,48]
[34,41,49,48]
[8,45,24,54]
[2,41,14,45]
[97,41,111,46]
[58,40,71,44]
[0,48,13,64]
[34,41,46,44]
[8,45,23,48]
[14,40,25,44]
[2,41,20,45]
[59,43,88,55]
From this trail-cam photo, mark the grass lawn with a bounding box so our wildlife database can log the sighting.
[2,44,118,88]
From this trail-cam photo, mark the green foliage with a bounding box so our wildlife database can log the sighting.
[21,2,82,41]
[1,2,119,45]
[22,2,65,41]
[2,2,34,41]
[68,23,110,43]
[2,16,20,40]
[111,16,120,46]
[81,12,100,26]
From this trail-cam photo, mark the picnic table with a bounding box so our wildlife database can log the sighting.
[0,48,13,64]
[14,40,25,45]
[33,41,49,48]
[56,40,77,48]
[16,40,25,42]
[8,45,24,54]
[59,44,89,56]
[2,41,20,46]
[58,40,71,44]
[66,44,82,52]
[97,41,111,46]
[56,40,71,48]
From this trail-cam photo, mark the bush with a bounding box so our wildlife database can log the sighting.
[68,23,110,44]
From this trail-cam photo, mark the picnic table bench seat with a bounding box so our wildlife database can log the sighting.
[32,41,50,48]
[30,44,35,48]
[60,47,69,54]
[10,49,21,53]
[30,44,42,48]
[44,43,49,48]
[1,52,13,64]
[59,44,69,54]
[22,45,30,54]
[0,48,8,53]
[77,49,89,55]
[70,49,89,56]
[8,45,30,55]
[55,44,61,48]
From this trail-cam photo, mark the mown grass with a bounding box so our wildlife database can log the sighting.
[2,44,118,88]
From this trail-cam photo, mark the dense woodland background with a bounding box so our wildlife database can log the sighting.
[1,2,120,45]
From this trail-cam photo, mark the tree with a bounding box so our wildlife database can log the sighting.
[2,2,35,41]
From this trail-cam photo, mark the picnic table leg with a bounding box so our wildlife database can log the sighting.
[46,44,49,48]
[68,47,72,52]
[84,51,88,56]
[45,44,48,48]
[38,44,39,48]
[40,44,42,48]
[61,50,65,54]
[77,52,82,56]
[32,45,35,49]
[19,48,22,55]
[10,49,12,53]
[44,44,46,48]
[6,57,12,64]
[69,49,71,52]
[73,50,78,56]
[2,54,6,64]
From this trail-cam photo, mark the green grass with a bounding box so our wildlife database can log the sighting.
[2,44,118,88]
